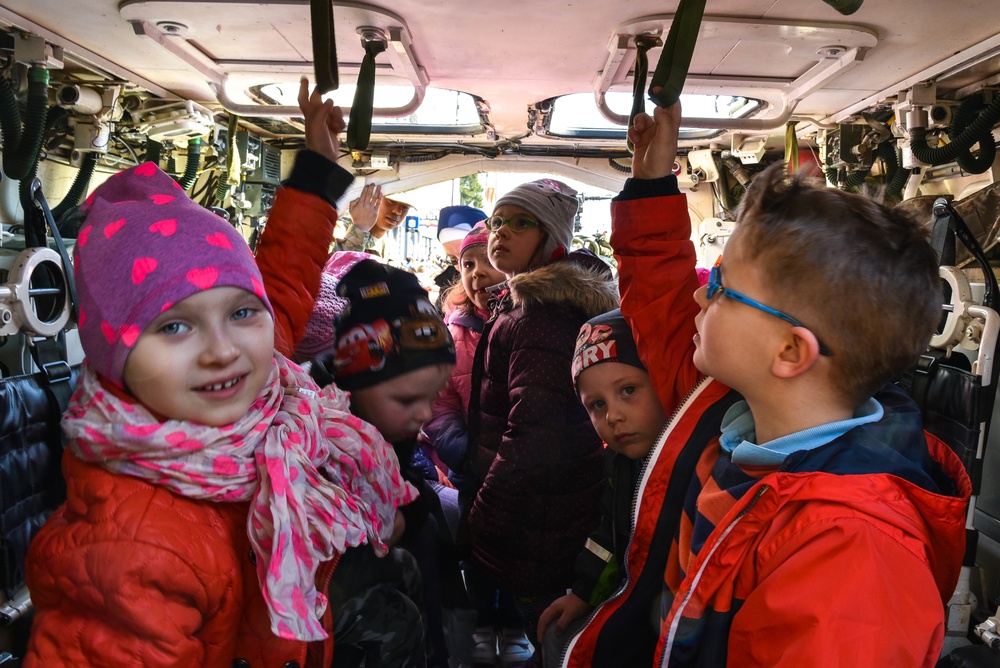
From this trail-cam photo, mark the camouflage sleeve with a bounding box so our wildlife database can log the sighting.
[338,223,369,252]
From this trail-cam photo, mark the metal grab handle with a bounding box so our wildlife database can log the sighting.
[0,586,32,626]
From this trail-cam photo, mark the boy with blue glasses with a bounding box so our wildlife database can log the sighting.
[557,100,970,667]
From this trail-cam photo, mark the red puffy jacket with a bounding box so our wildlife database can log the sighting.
[26,452,337,667]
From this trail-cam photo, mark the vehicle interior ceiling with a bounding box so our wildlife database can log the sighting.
[1,0,1000,210]
[4,0,1000,654]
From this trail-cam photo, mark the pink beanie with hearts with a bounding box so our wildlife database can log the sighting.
[75,161,273,388]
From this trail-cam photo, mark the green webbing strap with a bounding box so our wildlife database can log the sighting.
[627,35,659,154]
[648,0,706,108]
[346,38,386,151]
[310,0,339,95]
[225,112,240,184]
[785,121,800,173]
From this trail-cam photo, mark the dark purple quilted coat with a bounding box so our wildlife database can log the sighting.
[465,250,619,597]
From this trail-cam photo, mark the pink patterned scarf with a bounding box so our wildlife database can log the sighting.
[63,354,417,641]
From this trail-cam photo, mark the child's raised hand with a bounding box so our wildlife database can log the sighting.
[298,77,346,163]
[628,93,682,180]
[349,183,384,232]
[538,592,593,641]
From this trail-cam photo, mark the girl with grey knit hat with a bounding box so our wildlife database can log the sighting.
[460,178,620,667]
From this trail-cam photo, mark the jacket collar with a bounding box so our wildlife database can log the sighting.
[780,382,960,497]
[506,249,618,318]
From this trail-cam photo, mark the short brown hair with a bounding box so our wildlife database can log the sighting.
[733,162,940,404]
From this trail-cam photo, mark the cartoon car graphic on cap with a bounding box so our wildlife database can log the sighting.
[334,320,395,377]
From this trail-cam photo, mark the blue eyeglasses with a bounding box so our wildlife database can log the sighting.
[707,259,833,356]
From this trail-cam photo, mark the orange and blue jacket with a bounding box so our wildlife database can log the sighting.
[559,176,970,668]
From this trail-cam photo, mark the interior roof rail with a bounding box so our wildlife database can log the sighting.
[210,75,424,120]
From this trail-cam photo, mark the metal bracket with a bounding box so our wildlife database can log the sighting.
[0,247,71,338]
[0,586,31,626]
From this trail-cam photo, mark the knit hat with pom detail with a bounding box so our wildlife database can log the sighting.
[494,178,579,262]
[75,161,272,388]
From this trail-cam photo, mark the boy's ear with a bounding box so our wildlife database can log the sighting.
[771,326,822,379]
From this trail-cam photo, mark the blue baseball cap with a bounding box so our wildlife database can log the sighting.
[437,205,486,244]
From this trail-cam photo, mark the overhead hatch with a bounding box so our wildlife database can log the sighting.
[119,0,429,118]
[594,14,879,131]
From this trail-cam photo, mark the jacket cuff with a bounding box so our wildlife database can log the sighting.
[613,175,681,201]
[571,579,595,604]
[284,150,354,206]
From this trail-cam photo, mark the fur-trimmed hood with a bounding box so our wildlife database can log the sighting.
[508,250,619,318]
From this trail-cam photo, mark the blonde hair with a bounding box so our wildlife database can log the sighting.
[442,279,475,316]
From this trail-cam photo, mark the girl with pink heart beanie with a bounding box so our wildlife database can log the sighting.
[24,161,415,667]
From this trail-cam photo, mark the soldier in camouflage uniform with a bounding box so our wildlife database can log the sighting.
[335,183,412,263]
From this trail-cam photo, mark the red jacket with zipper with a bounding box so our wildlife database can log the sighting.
[651,388,969,667]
